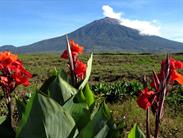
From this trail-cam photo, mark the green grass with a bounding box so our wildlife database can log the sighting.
[1,53,183,137]
[109,99,183,138]
[17,53,183,86]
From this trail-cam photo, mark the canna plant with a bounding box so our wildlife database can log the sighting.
[136,56,183,138]
[1,37,181,138]
[0,36,125,138]
[0,51,32,137]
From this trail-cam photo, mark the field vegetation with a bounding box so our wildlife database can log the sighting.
[0,53,183,137]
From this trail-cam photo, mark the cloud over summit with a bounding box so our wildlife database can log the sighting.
[102,5,160,36]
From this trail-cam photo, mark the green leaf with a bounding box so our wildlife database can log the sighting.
[16,92,76,138]
[40,74,77,105]
[63,96,90,131]
[128,124,145,138]
[59,69,69,81]
[79,53,93,90]
[83,84,95,107]
[76,102,111,138]
[94,124,109,138]
[39,93,76,138]
[16,91,46,138]
[74,90,86,103]
[0,116,6,125]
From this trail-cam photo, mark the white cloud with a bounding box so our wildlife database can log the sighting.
[102,5,160,36]
[120,18,160,36]
[102,5,122,20]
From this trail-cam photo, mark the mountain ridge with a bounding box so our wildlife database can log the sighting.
[1,17,183,53]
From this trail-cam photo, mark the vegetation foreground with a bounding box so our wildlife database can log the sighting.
[0,48,183,138]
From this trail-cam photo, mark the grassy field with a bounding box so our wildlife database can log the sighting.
[1,53,183,137]
[17,53,180,82]
[18,53,183,85]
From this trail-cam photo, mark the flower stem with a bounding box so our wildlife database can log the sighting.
[66,35,76,86]
[6,95,15,129]
[146,108,150,138]
[154,56,170,138]
[143,76,151,138]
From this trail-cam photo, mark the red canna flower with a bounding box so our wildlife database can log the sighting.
[169,58,183,84]
[11,60,32,86]
[70,39,83,54]
[137,57,183,137]
[74,60,86,79]
[170,70,183,84]
[60,50,68,59]
[137,87,155,110]
[61,39,86,81]
[0,51,17,69]
[61,50,78,60]
[61,39,83,60]
[159,57,183,85]
[151,57,183,91]
[0,51,32,95]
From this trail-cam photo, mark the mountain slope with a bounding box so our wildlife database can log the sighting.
[1,17,183,53]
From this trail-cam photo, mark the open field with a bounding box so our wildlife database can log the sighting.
[18,53,183,84]
[18,53,183,83]
[1,53,183,137]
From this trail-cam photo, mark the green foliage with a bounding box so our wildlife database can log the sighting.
[128,124,145,138]
[16,91,46,138]
[0,53,123,138]
[76,102,111,138]
[1,53,183,137]
[39,93,76,138]
[63,96,90,131]
[83,84,95,107]
[79,53,93,90]
[0,116,6,125]
[40,69,77,105]
[16,92,76,138]
[15,82,119,138]
[166,85,183,113]
[92,81,143,103]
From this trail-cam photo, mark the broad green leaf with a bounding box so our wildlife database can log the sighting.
[94,124,109,138]
[59,69,69,81]
[76,102,111,138]
[83,84,95,107]
[74,90,86,103]
[40,74,77,105]
[39,94,76,138]
[128,124,145,138]
[79,53,93,90]
[16,92,76,138]
[16,91,46,138]
[63,96,90,131]
[0,116,6,125]
[50,68,67,80]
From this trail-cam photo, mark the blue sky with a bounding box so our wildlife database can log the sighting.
[0,0,182,46]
